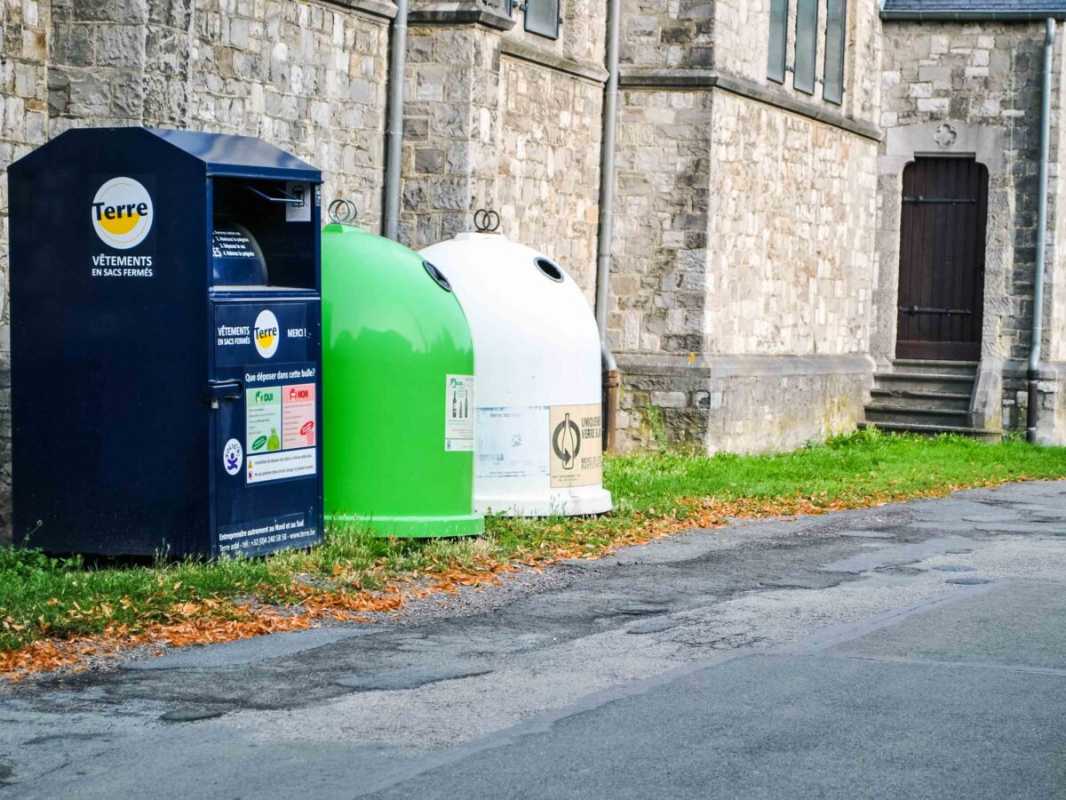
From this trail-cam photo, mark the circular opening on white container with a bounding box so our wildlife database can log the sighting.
[423,260,453,293]
[535,258,564,283]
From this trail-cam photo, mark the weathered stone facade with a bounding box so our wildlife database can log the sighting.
[44,0,392,239]
[400,0,607,299]
[876,19,1066,440]
[610,0,882,453]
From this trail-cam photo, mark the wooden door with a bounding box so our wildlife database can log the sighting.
[896,157,988,361]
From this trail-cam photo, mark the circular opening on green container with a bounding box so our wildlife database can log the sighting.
[423,260,453,292]
[535,257,564,283]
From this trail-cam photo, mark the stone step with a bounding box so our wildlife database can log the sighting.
[858,420,1003,442]
[892,359,979,378]
[873,371,975,395]
[864,404,971,429]
[868,389,972,413]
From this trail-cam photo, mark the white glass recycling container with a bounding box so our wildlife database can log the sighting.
[420,231,613,517]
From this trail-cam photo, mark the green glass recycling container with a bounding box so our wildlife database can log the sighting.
[322,223,483,537]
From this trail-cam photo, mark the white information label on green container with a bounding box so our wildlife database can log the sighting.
[445,374,474,452]
[246,385,282,456]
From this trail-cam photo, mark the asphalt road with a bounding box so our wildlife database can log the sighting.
[4,481,1066,799]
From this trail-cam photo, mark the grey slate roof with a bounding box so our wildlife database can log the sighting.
[882,0,1066,17]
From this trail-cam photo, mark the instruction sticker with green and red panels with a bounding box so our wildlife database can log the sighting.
[245,382,316,483]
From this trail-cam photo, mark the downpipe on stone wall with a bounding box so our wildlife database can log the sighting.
[1028,18,1056,443]
[597,0,622,452]
[383,0,408,240]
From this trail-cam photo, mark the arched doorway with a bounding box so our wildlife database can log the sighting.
[896,157,988,361]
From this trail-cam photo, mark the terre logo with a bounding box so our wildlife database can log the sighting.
[253,309,280,359]
[91,177,153,250]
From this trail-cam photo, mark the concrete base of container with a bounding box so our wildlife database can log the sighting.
[477,488,614,518]
[327,513,485,539]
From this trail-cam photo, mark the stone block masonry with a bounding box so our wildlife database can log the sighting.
[400,2,607,304]
[707,90,878,360]
[610,85,879,453]
[619,354,871,454]
[609,0,882,454]
[185,0,391,232]
[609,88,712,357]
[496,56,602,298]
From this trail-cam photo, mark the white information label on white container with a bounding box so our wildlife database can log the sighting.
[445,374,475,452]
[476,405,551,480]
[246,448,316,484]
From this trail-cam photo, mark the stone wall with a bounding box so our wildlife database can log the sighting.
[706,90,878,358]
[402,1,606,300]
[46,0,391,229]
[496,56,602,296]
[609,88,712,357]
[401,23,499,247]
[1048,31,1066,366]
[187,0,391,231]
[611,0,882,453]
[620,0,713,69]
[876,21,1062,436]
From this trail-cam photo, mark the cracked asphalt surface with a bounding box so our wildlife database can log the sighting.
[4,481,1066,798]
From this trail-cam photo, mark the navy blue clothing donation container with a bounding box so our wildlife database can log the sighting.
[8,128,324,558]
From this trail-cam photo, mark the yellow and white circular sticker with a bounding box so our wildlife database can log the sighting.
[254,309,280,359]
[91,177,153,250]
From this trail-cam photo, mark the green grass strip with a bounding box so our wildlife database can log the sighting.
[3,430,1066,653]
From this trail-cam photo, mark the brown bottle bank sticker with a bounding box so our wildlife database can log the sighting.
[549,404,603,489]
